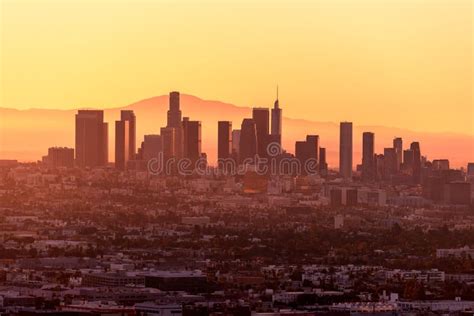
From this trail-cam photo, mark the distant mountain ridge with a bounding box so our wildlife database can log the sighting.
[1,94,473,168]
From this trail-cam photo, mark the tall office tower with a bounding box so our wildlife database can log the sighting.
[218,121,232,160]
[239,119,258,162]
[167,91,182,127]
[306,135,319,163]
[295,135,319,175]
[383,148,398,178]
[102,123,108,165]
[252,108,270,157]
[295,141,309,167]
[184,120,201,162]
[374,154,385,180]
[410,142,421,183]
[339,122,353,179]
[166,91,183,158]
[362,132,375,181]
[115,120,130,170]
[75,110,108,168]
[45,147,74,168]
[393,137,403,167]
[120,110,136,160]
[271,88,282,146]
[160,127,175,162]
[232,129,241,156]
[319,147,328,175]
[142,135,162,162]
[403,149,414,172]
[182,117,189,158]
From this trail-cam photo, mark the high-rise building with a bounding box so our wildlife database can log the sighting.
[319,147,328,176]
[218,121,232,160]
[271,88,282,146]
[239,119,258,162]
[102,123,108,165]
[410,142,421,183]
[167,91,182,128]
[295,135,319,175]
[184,120,201,162]
[383,148,398,179]
[232,129,241,156]
[393,137,403,167]
[166,91,183,158]
[252,108,270,157]
[115,119,130,170]
[339,122,353,179]
[143,135,162,162]
[160,127,175,162]
[306,135,319,163]
[75,110,108,168]
[362,132,375,181]
[44,147,74,168]
[120,110,136,160]
[295,141,309,167]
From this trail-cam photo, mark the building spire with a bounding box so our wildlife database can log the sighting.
[274,85,279,109]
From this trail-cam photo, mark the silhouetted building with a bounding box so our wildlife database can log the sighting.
[306,135,319,163]
[183,119,201,162]
[239,119,258,163]
[232,129,241,156]
[115,119,130,170]
[218,121,232,160]
[403,149,415,174]
[75,110,108,168]
[374,154,385,180]
[160,127,175,162]
[384,148,398,179]
[44,147,74,168]
[319,147,328,176]
[432,159,450,171]
[142,135,162,162]
[339,122,353,179]
[271,91,282,146]
[362,132,375,181]
[120,110,136,160]
[252,108,269,157]
[166,91,183,158]
[410,142,422,183]
[393,137,403,167]
[295,135,319,174]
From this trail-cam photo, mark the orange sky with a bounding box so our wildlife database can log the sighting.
[1,0,473,135]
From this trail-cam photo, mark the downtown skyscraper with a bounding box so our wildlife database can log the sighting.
[339,122,353,179]
[239,119,258,162]
[75,110,108,168]
[362,132,375,181]
[252,108,270,157]
[218,121,232,160]
[271,90,282,146]
[166,91,184,159]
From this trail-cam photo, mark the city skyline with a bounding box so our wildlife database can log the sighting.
[1,91,473,168]
[58,91,468,181]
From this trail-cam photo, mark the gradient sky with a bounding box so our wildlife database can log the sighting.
[1,0,473,135]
